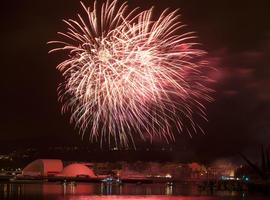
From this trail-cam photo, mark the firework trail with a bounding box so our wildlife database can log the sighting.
[49,0,213,147]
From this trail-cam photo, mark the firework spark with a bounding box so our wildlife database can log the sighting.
[49,0,213,147]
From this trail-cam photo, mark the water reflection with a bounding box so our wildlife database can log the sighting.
[61,183,98,195]
[61,196,218,200]
[0,182,267,200]
[165,185,173,195]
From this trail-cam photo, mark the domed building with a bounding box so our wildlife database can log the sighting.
[22,159,63,176]
[59,163,96,177]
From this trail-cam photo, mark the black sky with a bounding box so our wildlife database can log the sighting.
[1,0,270,161]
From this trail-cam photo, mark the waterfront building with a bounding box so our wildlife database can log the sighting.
[22,159,63,176]
[59,163,96,177]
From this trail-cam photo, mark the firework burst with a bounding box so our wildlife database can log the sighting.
[49,0,213,147]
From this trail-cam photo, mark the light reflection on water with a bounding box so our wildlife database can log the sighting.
[62,196,218,200]
[0,182,268,200]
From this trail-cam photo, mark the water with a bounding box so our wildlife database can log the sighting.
[0,182,268,200]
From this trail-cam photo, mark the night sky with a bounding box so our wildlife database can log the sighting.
[1,0,270,161]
